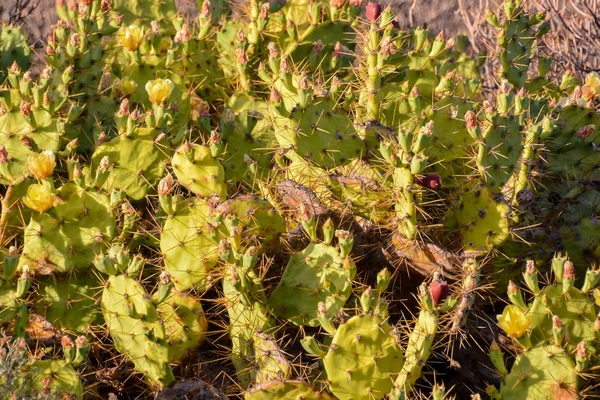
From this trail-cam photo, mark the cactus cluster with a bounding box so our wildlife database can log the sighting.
[1,0,600,397]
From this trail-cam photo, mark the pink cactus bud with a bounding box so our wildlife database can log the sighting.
[465,110,477,130]
[421,120,435,136]
[552,315,563,330]
[75,335,87,347]
[9,61,20,75]
[100,0,111,11]
[236,29,247,43]
[69,33,80,47]
[41,66,52,81]
[414,174,442,191]
[209,130,221,144]
[97,131,108,146]
[129,108,140,121]
[573,85,582,99]
[299,73,310,90]
[150,21,160,35]
[73,164,82,179]
[259,2,269,19]
[20,135,33,147]
[159,270,171,285]
[200,0,211,17]
[0,145,8,163]
[223,109,235,124]
[61,335,75,349]
[564,261,575,280]
[22,71,33,82]
[445,37,455,50]
[595,317,600,331]
[331,0,346,7]
[235,48,248,64]
[267,42,278,58]
[67,138,79,149]
[270,87,282,103]
[280,57,289,73]
[365,2,381,22]
[312,40,324,55]
[526,260,536,274]
[318,302,327,316]
[379,36,397,55]
[118,98,129,115]
[575,124,595,140]
[99,156,111,171]
[577,341,587,358]
[507,280,518,294]
[363,285,372,297]
[429,279,449,306]
[174,23,191,43]
[19,101,31,117]
[499,80,512,94]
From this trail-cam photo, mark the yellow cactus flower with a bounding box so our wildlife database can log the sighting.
[118,76,138,96]
[27,150,56,180]
[582,72,600,100]
[594,288,600,307]
[145,78,174,105]
[497,305,531,339]
[23,183,55,213]
[120,25,143,51]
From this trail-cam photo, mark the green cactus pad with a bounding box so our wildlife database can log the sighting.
[214,195,286,244]
[500,344,577,400]
[269,242,353,326]
[91,128,173,200]
[0,281,18,324]
[0,26,30,82]
[155,290,208,362]
[323,314,404,400]
[111,0,178,26]
[245,379,334,400]
[101,274,174,387]
[452,184,511,253]
[172,143,227,198]
[529,285,596,352]
[35,275,101,334]
[26,359,83,399]
[19,184,116,274]
[273,101,367,170]
[160,197,220,292]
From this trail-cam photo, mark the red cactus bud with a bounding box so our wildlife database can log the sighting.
[0,145,8,163]
[100,0,111,11]
[365,2,381,22]
[429,279,449,306]
[414,174,442,191]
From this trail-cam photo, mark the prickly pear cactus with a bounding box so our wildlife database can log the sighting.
[0,26,30,82]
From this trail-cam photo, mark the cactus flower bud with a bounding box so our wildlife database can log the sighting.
[414,174,442,191]
[235,48,248,64]
[20,101,32,117]
[379,36,397,55]
[120,25,143,51]
[100,0,110,10]
[23,183,56,213]
[267,42,278,58]
[429,278,449,306]
[270,87,282,103]
[118,76,137,96]
[9,61,21,75]
[465,110,477,130]
[27,150,56,180]
[497,305,530,338]
[145,78,174,105]
[365,2,381,22]
[174,23,191,43]
[259,2,269,19]
[99,155,111,172]
[575,124,595,140]
[118,98,129,115]
[0,145,8,163]
[331,0,345,7]
[200,0,210,17]
[564,261,575,280]
[158,174,174,196]
[61,335,75,349]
